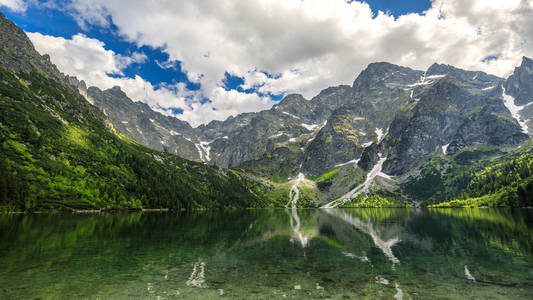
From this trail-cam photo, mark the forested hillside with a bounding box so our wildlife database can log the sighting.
[431,148,533,207]
[0,67,269,211]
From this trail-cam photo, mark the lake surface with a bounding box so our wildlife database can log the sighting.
[0,208,532,299]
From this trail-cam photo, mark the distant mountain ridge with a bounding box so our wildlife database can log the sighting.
[85,58,533,171]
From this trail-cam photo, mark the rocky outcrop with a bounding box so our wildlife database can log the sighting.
[87,86,202,161]
[0,13,89,97]
[382,69,527,175]
[503,57,533,133]
[505,57,533,106]
[301,62,422,175]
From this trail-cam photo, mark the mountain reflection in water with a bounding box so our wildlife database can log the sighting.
[0,208,531,299]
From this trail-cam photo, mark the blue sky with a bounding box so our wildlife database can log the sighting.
[356,0,431,17]
[0,0,431,103]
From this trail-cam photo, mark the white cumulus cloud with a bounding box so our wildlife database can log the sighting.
[27,32,275,126]
[28,32,132,84]
[0,0,27,12]
[19,0,533,126]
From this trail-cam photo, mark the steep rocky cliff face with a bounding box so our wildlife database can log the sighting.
[382,65,527,175]
[194,86,356,171]
[0,13,92,98]
[504,56,533,132]
[301,63,423,175]
[86,86,203,162]
[505,57,533,106]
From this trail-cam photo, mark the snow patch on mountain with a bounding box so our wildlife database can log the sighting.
[442,143,450,155]
[502,86,529,133]
[198,141,211,161]
[375,128,385,142]
[281,111,300,119]
[323,153,392,208]
[301,123,319,131]
[335,159,360,168]
[407,73,446,87]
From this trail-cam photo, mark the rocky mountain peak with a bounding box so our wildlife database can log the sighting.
[425,63,450,75]
[521,56,533,68]
[0,12,61,79]
[273,93,307,109]
[0,12,94,99]
[106,86,128,98]
[505,56,533,106]
[426,62,473,79]
[352,62,421,90]
[426,62,502,91]
[65,75,87,92]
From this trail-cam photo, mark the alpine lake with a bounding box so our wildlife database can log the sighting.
[0,208,532,299]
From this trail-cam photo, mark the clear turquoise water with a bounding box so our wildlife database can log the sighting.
[0,208,532,299]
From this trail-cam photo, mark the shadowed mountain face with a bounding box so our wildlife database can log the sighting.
[381,65,527,175]
[301,63,423,175]
[505,57,533,106]
[86,86,201,162]
[504,57,533,131]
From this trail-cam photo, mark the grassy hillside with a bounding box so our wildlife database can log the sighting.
[0,67,269,211]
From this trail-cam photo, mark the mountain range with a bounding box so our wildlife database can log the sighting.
[1,12,532,211]
[82,50,533,207]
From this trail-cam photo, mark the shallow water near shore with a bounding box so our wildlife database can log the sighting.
[0,208,532,299]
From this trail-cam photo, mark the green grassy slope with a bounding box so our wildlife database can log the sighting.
[0,67,268,211]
